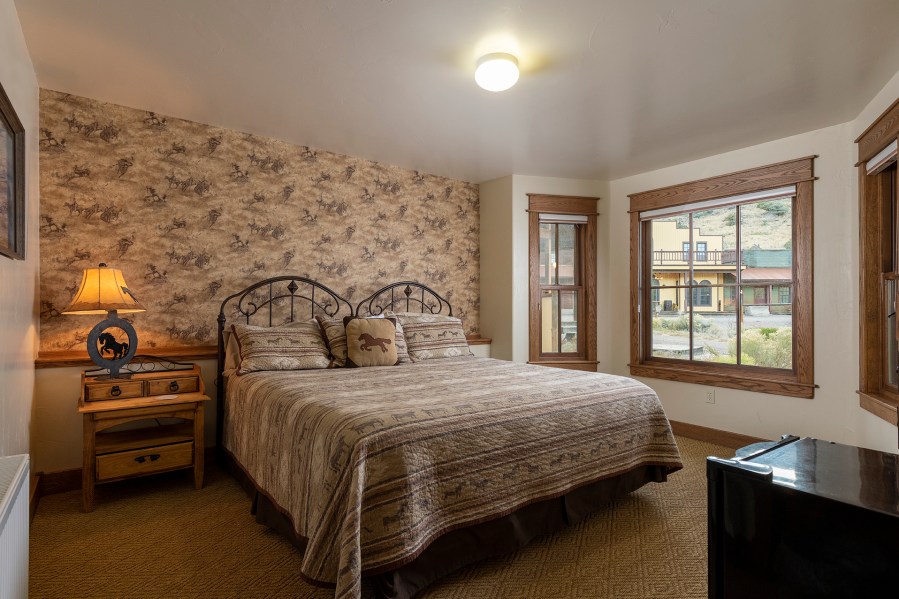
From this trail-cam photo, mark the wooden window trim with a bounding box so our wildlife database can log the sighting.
[528,194,598,370]
[628,158,816,398]
[857,97,899,427]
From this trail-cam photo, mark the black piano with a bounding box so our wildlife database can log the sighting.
[707,435,899,598]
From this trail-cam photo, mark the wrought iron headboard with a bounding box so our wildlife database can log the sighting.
[216,278,453,449]
[356,281,453,317]
[215,275,353,446]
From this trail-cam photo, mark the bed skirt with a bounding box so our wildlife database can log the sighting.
[226,454,669,599]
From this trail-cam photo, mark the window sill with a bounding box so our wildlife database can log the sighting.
[528,359,598,372]
[628,361,815,399]
[857,391,899,426]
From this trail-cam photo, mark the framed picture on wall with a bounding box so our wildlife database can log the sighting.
[0,79,25,260]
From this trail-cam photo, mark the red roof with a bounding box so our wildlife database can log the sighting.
[741,267,791,282]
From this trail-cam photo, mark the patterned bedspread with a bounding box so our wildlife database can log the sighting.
[224,357,682,599]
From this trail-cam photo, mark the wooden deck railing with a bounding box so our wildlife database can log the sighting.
[652,250,737,265]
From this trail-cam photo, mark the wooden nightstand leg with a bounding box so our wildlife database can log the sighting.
[194,404,204,489]
[82,415,96,512]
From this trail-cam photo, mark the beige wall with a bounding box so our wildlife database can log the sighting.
[0,0,39,458]
[479,176,514,360]
[607,68,899,454]
[479,175,607,364]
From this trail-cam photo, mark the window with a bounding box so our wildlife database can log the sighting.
[775,286,791,305]
[692,280,712,307]
[696,242,708,262]
[528,194,598,370]
[629,157,815,398]
[857,97,899,425]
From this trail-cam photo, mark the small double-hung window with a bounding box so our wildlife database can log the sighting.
[528,194,598,371]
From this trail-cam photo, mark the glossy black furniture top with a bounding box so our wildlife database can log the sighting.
[708,435,899,598]
[728,435,899,517]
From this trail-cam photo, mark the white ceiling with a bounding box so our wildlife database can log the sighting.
[14,0,899,183]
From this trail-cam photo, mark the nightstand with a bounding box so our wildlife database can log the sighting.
[78,364,211,512]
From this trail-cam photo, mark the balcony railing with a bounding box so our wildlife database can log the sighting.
[652,250,737,265]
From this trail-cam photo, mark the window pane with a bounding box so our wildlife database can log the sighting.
[692,305,738,364]
[740,198,793,290]
[651,311,692,359]
[539,223,555,285]
[741,286,792,370]
[541,289,559,353]
[884,279,897,389]
[692,205,737,280]
[650,216,688,306]
[560,290,578,352]
[557,224,577,285]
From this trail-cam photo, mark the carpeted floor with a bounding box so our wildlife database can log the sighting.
[30,436,732,598]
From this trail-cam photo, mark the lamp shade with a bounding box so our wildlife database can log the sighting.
[63,263,146,315]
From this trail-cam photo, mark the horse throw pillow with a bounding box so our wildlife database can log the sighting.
[343,317,399,367]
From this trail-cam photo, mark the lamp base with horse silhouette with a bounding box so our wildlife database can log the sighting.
[62,263,146,380]
[86,310,139,379]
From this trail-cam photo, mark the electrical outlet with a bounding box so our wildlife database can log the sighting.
[705,390,716,404]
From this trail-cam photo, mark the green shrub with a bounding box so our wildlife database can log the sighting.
[652,314,688,331]
[728,328,792,369]
[652,314,715,332]
[705,344,755,365]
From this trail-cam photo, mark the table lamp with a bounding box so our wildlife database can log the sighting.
[63,263,146,379]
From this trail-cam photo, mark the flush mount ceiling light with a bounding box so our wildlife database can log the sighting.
[475,52,519,92]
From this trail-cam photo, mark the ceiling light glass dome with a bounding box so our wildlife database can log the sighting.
[475,53,519,92]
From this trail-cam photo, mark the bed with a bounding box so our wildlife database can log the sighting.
[216,277,683,599]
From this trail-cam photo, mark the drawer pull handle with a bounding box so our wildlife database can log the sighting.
[134,454,161,464]
[110,386,122,397]
[168,381,180,392]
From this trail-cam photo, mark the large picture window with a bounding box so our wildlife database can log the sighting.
[629,157,815,398]
[857,97,899,426]
[528,194,598,371]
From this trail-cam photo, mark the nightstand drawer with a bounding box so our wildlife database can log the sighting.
[85,380,144,402]
[96,442,194,481]
[147,375,200,396]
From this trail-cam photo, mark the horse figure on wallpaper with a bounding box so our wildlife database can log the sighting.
[98,332,129,360]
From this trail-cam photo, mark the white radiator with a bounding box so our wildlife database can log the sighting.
[0,454,29,599]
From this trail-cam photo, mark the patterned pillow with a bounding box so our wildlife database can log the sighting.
[231,321,331,374]
[318,316,411,366]
[392,312,471,361]
[317,317,350,367]
[343,317,398,367]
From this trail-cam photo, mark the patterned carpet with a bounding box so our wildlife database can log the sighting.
[30,437,731,598]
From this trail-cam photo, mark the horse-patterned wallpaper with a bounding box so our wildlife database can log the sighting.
[38,90,480,351]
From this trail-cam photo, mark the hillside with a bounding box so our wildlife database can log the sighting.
[673,198,792,250]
